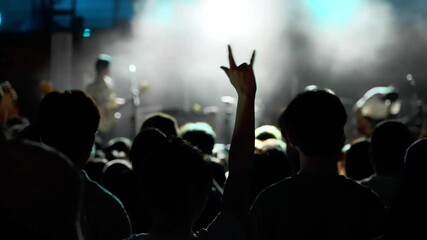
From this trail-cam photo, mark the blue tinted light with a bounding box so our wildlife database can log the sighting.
[83,28,91,38]
[304,0,361,27]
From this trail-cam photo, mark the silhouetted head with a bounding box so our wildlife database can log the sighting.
[179,122,216,155]
[102,159,133,190]
[140,112,178,137]
[39,90,100,169]
[344,139,374,181]
[101,159,135,213]
[0,140,83,239]
[95,54,112,76]
[404,138,427,182]
[279,89,347,158]
[252,138,292,203]
[384,138,427,239]
[255,125,282,141]
[132,132,212,229]
[370,120,413,176]
[104,137,132,161]
[130,128,167,173]
[84,157,108,183]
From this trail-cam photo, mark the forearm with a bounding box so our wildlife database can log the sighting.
[223,94,255,225]
[220,45,256,227]
[229,95,255,177]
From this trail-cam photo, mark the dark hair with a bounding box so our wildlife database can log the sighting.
[251,139,292,203]
[104,137,132,161]
[133,134,212,218]
[381,138,427,239]
[404,138,427,181]
[140,112,178,137]
[95,54,112,73]
[255,125,282,141]
[179,122,216,155]
[130,128,167,172]
[344,139,374,181]
[0,140,82,239]
[370,120,413,176]
[39,90,100,167]
[279,89,347,157]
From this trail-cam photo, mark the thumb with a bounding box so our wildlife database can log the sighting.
[220,66,230,75]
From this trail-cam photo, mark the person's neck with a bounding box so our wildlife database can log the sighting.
[299,151,339,176]
[69,154,90,170]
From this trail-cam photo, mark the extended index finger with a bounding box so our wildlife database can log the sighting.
[250,50,256,66]
[228,45,237,69]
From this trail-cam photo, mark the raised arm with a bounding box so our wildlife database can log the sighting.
[220,45,257,227]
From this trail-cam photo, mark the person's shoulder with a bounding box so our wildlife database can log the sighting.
[264,173,303,192]
[85,83,97,95]
[126,233,150,240]
[81,171,132,238]
[358,173,376,183]
[339,175,374,191]
[85,81,97,90]
[337,175,385,204]
[197,211,244,240]
[128,232,190,240]
[85,81,105,93]
[253,174,296,204]
[82,171,127,211]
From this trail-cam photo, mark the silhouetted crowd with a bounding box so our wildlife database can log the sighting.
[1,47,425,240]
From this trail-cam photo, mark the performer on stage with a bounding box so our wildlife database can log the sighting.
[354,86,401,137]
[86,54,121,143]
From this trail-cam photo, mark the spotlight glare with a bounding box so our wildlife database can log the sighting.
[128,64,136,73]
[201,0,255,42]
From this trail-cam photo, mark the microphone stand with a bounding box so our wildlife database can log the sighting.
[129,64,140,139]
[406,74,424,138]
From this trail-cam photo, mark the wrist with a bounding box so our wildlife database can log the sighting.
[237,92,256,101]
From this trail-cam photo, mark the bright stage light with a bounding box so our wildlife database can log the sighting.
[128,64,136,73]
[200,0,256,43]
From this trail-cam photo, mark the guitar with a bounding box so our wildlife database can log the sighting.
[97,84,149,134]
[39,79,149,134]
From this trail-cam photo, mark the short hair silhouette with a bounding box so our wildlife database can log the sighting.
[255,125,282,141]
[39,90,100,168]
[104,137,132,161]
[95,54,112,73]
[134,134,212,224]
[344,139,374,180]
[130,128,167,173]
[251,138,292,203]
[381,138,427,240]
[279,89,347,157]
[404,138,427,180]
[370,120,413,176]
[0,140,82,239]
[140,112,178,137]
[179,122,216,155]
